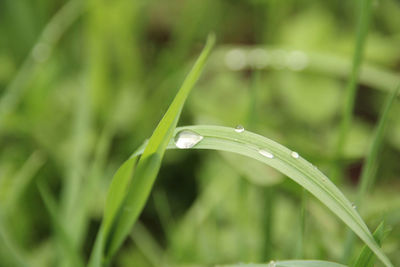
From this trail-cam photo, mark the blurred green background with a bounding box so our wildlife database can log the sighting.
[1,0,400,266]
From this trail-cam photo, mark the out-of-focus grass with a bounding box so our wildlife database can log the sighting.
[1,0,400,266]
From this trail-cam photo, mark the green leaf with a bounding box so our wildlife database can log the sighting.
[87,34,215,266]
[342,84,400,261]
[37,181,84,267]
[102,155,138,244]
[132,125,393,267]
[216,260,347,267]
[353,222,386,267]
[334,0,374,180]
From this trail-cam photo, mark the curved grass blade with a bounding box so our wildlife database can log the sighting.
[101,156,138,243]
[216,260,347,267]
[342,84,400,261]
[334,0,374,180]
[132,125,393,267]
[356,84,400,204]
[353,222,386,267]
[87,34,215,266]
[5,151,45,210]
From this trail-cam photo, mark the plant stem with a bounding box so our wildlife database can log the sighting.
[332,0,374,181]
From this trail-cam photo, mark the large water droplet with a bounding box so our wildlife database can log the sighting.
[269,260,276,267]
[291,151,299,159]
[259,149,274,159]
[234,125,245,133]
[351,203,357,209]
[174,130,204,149]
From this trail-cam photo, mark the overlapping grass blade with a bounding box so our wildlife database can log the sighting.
[132,125,393,267]
[37,182,84,267]
[342,84,400,261]
[216,260,347,267]
[101,156,139,243]
[353,222,386,267]
[88,34,215,266]
[357,84,400,203]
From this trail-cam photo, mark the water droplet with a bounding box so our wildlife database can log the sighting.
[286,51,309,71]
[174,130,204,149]
[234,125,245,133]
[225,49,247,71]
[291,151,299,158]
[269,260,276,267]
[247,48,270,69]
[351,203,357,209]
[259,149,274,159]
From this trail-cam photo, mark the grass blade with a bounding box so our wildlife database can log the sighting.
[5,151,45,210]
[102,156,139,243]
[37,182,84,267]
[132,125,393,267]
[216,260,347,267]
[342,84,400,261]
[0,0,83,128]
[88,34,215,265]
[353,222,386,267]
[357,84,400,203]
[333,0,374,179]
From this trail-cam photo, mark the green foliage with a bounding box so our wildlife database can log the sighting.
[218,260,347,267]
[353,222,386,267]
[1,0,400,267]
[88,34,215,266]
[133,125,393,267]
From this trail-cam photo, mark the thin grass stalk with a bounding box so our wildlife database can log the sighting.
[0,0,83,128]
[333,0,374,180]
[342,84,400,262]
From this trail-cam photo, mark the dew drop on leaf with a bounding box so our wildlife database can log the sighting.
[234,125,245,133]
[259,149,274,159]
[174,130,204,149]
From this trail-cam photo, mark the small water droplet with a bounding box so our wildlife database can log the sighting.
[269,260,276,267]
[352,203,357,209]
[291,151,299,158]
[174,130,203,149]
[234,125,245,133]
[225,49,247,71]
[259,149,274,159]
